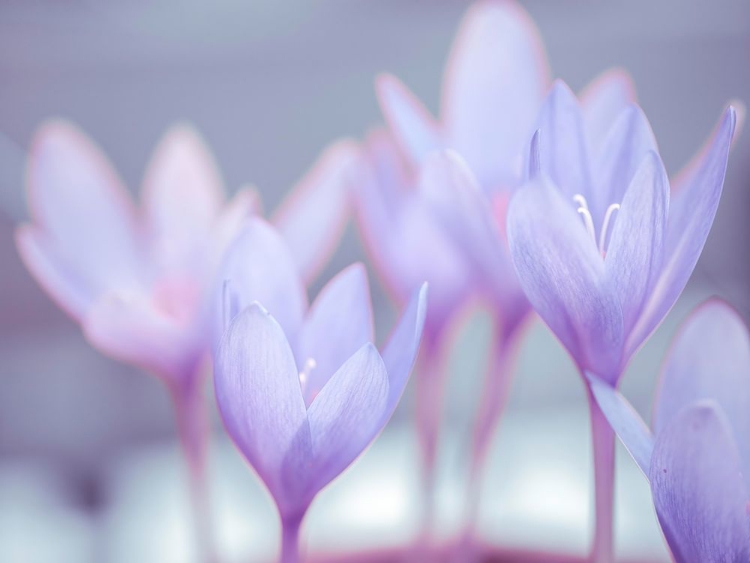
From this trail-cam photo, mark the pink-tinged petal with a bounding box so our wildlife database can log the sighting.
[441,0,550,188]
[533,81,594,202]
[15,225,91,320]
[649,403,750,563]
[306,343,389,494]
[628,107,736,354]
[381,283,428,418]
[214,303,311,512]
[591,104,659,226]
[654,299,750,487]
[142,124,225,272]
[217,218,307,344]
[82,291,197,380]
[297,263,374,405]
[586,373,654,475]
[418,150,509,292]
[26,119,143,305]
[272,140,360,284]
[605,152,669,344]
[507,177,623,381]
[579,68,637,150]
[375,74,443,166]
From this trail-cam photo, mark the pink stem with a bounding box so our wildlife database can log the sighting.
[586,384,616,563]
[172,374,216,563]
[280,513,304,563]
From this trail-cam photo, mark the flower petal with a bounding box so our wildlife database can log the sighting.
[605,151,669,344]
[586,372,654,475]
[533,80,593,201]
[25,119,142,307]
[216,218,307,346]
[629,106,736,354]
[142,124,225,272]
[375,74,442,166]
[649,403,750,563]
[306,343,389,494]
[579,68,637,150]
[272,140,360,284]
[214,303,310,511]
[296,263,374,405]
[441,0,550,188]
[654,299,750,488]
[507,177,623,380]
[380,283,428,419]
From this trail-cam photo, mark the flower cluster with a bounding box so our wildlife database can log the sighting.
[14,1,743,562]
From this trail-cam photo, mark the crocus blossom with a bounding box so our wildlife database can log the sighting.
[214,218,427,562]
[589,299,750,562]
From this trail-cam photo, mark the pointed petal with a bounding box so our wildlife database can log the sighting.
[142,124,225,271]
[306,343,389,494]
[26,119,142,302]
[605,152,669,341]
[507,177,623,380]
[217,218,307,345]
[214,303,310,508]
[649,403,750,563]
[654,299,750,488]
[591,104,659,224]
[380,283,428,419]
[579,68,637,149]
[441,0,550,187]
[586,373,654,475]
[210,186,261,260]
[533,81,593,201]
[376,74,442,166]
[629,107,736,353]
[297,263,374,403]
[273,140,359,284]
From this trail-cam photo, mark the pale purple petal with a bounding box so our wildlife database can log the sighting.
[376,74,443,165]
[629,107,736,354]
[579,68,637,150]
[381,283,428,418]
[507,177,623,381]
[649,403,750,563]
[441,0,550,188]
[296,263,374,404]
[273,140,360,284]
[214,303,310,511]
[25,120,143,309]
[217,218,307,344]
[586,373,654,475]
[533,80,593,201]
[306,343,389,494]
[605,151,669,341]
[654,299,750,487]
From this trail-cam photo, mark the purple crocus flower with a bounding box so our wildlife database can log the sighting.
[589,299,750,561]
[15,120,357,560]
[507,80,738,560]
[359,0,638,534]
[215,218,427,562]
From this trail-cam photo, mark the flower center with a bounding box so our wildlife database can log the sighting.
[573,194,621,256]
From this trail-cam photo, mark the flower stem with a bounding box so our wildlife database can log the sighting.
[172,374,216,563]
[587,384,616,563]
[280,513,304,563]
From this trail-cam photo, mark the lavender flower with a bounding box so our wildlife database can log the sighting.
[215,218,427,562]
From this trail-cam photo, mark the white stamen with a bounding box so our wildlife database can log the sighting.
[299,358,317,389]
[598,203,621,255]
[573,194,596,243]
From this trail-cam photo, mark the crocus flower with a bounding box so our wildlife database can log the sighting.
[214,218,427,563]
[507,80,737,561]
[15,120,357,559]
[360,0,639,534]
[589,299,750,562]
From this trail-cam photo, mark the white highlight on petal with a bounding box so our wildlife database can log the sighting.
[299,357,317,393]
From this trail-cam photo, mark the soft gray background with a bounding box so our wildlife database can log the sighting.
[0,1,748,561]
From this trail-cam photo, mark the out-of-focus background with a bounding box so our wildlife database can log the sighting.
[1,1,748,561]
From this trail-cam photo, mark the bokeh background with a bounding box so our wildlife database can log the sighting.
[1,1,748,561]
